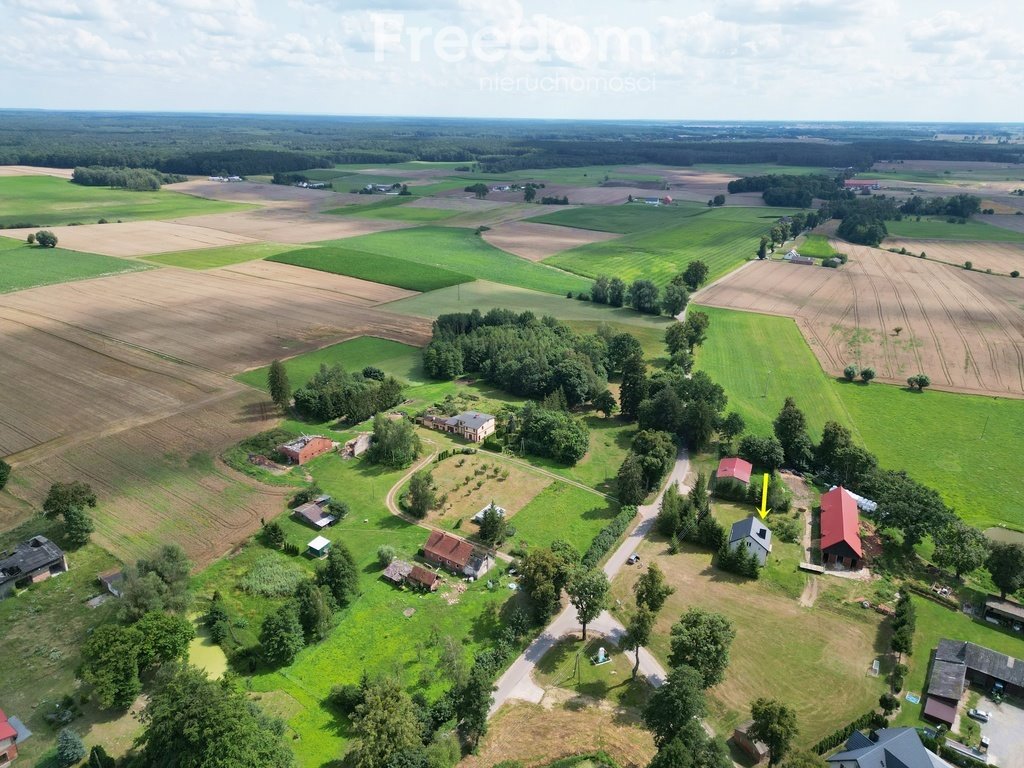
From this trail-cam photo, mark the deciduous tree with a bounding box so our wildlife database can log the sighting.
[668,608,735,689]
[267,360,291,410]
[351,677,424,768]
[987,542,1024,599]
[295,580,334,643]
[634,562,674,613]
[749,698,799,766]
[933,520,989,579]
[406,469,437,519]
[593,389,618,418]
[682,260,710,291]
[623,606,655,678]
[317,542,360,607]
[368,414,421,468]
[567,569,609,640]
[260,601,304,666]
[642,663,706,747]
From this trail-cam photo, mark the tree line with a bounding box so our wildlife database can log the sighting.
[71,165,187,190]
[727,173,850,208]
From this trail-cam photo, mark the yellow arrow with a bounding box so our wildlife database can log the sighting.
[759,473,770,519]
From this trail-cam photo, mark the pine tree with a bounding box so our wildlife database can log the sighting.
[619,357,648,419]
[57,728,86,766]
[267,360,291,410]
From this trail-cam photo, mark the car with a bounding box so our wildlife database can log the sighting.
[627,553,640,565]
[968,708,992,723]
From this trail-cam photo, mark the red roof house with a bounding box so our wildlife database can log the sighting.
[407,565,441,592]
[717,457,753,485]
[422,530,489,577]
[0,708,18,765]
[819,487,864,569]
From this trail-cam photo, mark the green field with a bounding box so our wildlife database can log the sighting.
[387,281,673,361]
[693,305,1024,529]
[318,226,591,296]
[883,216,1024,242]
[0,238,149,292]
[0,176,251,227]
[527,203,707,234]
[270,245,472,292]
[237,336,426,390]
[509,483,619,554]
[693,163,831,177]
[194,453,519,767]
[546,207,792,287]
[356,204,461,222]
[796,234,839,258]
[144,242,300,269]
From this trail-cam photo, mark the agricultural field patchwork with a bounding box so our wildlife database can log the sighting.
[0,175,251,227]
[883,216,1024,242]
[0,238,150,293]
[881,238,1024,275]
[145,241,301,269]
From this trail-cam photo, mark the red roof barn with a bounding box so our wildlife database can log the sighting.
[0,708,18,765]
[717,457,753,485]
[819,486,864,569]
[279,435,333,465]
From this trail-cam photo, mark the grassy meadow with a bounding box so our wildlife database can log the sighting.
[237,336,426,391]
[0,238,150,293]
[796,234,839,258]
[0,176,250,227]
[318,226,591,296]
[883,216,1024,242]
[269,245,472,292]
[546,207,793,287]
[508,483,619,555]
[527,203,707,234]
[693,305,1024,530]
[144,242,300,269]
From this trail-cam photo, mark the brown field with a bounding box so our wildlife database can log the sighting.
[0,219,256,257]
[884,238,1024,275]
[405,196,507,212]
[215,260,417,304]
[0,266,431,374]
[170,179,372,211]
[696,243,1024,397]
[482,221,621,261]
[171,209,410,242]
[461,702,655,768]
[1,390,289,566]
[984,214,1024,234]
[0,165,74,178]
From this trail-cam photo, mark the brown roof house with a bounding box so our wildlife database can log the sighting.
[293,495,337,529]
[407,566,441,592]
[732,720,769,765]
[0,536,68,599]
[422,530,490,578]
[924,638,1024,727]
[279,435,334,465]
[382,559,414,585]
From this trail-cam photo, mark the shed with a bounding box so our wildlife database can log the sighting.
[307,536,331,559]
[717,457,753,485]
[293,496,336,529]
[819,486,863,569]
[732,720,769,764]
[984,595,1024,626]
[97,569,124,598]
[407,566,441,592]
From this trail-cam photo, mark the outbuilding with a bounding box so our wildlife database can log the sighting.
[716,457,753,485]
[0,536,68,599]
[307,536,331,560]
[819,486,864,569]
[279,435,334,465]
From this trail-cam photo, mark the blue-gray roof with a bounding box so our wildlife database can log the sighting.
[447,411,495,430]
[827,728,950,768]
[728,517,772,554]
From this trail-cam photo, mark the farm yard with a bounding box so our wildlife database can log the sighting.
[695,240,1024,398]
[692,305,1024,530]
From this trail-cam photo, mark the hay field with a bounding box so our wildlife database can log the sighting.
[695,242,1024,397]
[481,221,621,261]
[0,165,74,178]
[171,179,372,211]
[0,238,150,293]
[884,238,1024,275]
[0,219,257,257]
[0,265,431,374]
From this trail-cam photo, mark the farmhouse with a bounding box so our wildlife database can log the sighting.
[307,536,331,560]
[422,530,490,578]
[0,536,68,599]
[732,720,769,764]
[0,708,17,766]
[293,495,336,529]
[717,456,753,485]
[279,435,334,465]
[97,569,124,598]
[418,411,496,442]
[826,727,951,768]
[924,639,1024,727]
[728,517,773,566]
[819,486,864,569]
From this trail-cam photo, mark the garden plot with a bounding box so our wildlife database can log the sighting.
[695,242,1024,397]
[0,219,256,257]
[481,221,621,261]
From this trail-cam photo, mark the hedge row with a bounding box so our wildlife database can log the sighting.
[812,711,888,754]
[905,583,959,611]
[582,506,638,569]
[434,447,477,463]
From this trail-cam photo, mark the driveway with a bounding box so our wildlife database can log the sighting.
[977,695,1024,768]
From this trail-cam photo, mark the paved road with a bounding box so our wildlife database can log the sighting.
[489,447,690,715]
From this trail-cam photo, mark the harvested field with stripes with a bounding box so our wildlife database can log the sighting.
[695,241,1024,397]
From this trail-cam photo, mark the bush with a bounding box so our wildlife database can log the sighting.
[328,682,365,715]
[843,365,858,381]
[1011,270,1020,278]
[581,506,637,569]
[35,230,59,248]
[239,556,305,597]
[291,484,324,508]
[812,711,888,754]
[377,545,396,568]
[773,516,800,544]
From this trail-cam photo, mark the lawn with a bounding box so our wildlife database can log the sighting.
[546,207,793,287]
[236,336,427,391]
[612,535,890,747]
[508,483,620,555]
[0,238,150,293]
[882,217,1024,242]
[318,226,591,296]
[387,281,673,362]
[527,203,708,234]
[269,245,472,292]
[194,453,523,767]
[534,637,652,710]
[521,414,636,496]
[0,176,251,227]
[693,305,1024,530]
[796,234,839,259]
[892,597,1024,728]
[144,242,300,269]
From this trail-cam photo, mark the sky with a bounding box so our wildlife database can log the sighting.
[0,0,1022,122]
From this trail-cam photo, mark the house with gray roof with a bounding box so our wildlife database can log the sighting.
[924,639,1024,727]
[0,536,68,598]
[826,728,951,768]
[728,517,772,566]
[444,411,496,443]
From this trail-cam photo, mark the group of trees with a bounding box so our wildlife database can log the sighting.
[30,229,58,247]
[367,413,421,468]
[727,174,848,208]
[899,193,981,220]
[617,429,676,505]
[889,592,916,663]
[423,309,609,407]
[291,363,403,424]
[71,165,186,190]
[42,480,97,547]
[631,366,734,453]
[509,401,591,465]
[589,262,708,317]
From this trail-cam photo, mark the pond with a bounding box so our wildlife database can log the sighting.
[187,616,228,679]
